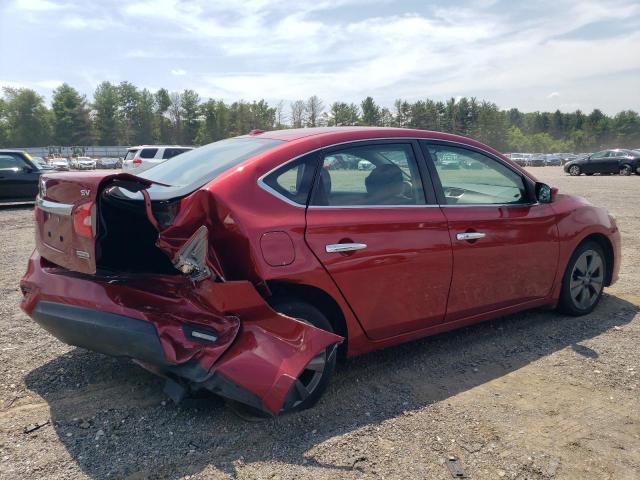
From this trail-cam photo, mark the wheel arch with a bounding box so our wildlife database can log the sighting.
[266,281,349,358]
[575,233,614,286]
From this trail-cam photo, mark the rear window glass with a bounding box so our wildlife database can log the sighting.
[139,138,284,191]
[140,148,158,159]
[125,150,138,160]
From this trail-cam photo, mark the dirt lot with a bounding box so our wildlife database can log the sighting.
[1,167,638,479]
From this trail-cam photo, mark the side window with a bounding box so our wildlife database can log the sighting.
[262,153,318,205]
[590,151,606,159]
[428,145,527,205]
[163,148,188,159]
[309,144,425,206]
[139,148,158,159]
[0,154,25,169]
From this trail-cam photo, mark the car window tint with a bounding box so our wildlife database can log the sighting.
[591,151,607,159]
[428,146,527,205]
[140,148,158,159]
[162,148,186,159]
[262,153,318,205]
[0,154,24,169]
[309,144,425,206]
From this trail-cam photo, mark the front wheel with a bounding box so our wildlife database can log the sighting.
[558,242,606,316]
[568,165,581,176]
[620,164,632,176]
[270,298,337,413]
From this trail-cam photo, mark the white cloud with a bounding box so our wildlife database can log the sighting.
[11,0,65,11]
[3,0,640,113]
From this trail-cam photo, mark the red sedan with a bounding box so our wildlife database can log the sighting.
[20,127,620,415]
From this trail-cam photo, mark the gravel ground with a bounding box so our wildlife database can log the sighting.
[0,167,638,479]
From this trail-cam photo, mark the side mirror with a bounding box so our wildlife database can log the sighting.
[22,165,34,173]
[535,182,556,203]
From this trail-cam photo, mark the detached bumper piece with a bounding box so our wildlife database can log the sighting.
[21,254,343,415]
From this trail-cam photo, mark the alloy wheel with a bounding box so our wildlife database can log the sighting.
[620,164,632,176]
[569,249,604,310]
[569,165,580,176]
[288,336,327,408]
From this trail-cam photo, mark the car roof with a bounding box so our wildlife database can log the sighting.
[248,127,505,157]
[128,145,193,150]
[0,149,26,154]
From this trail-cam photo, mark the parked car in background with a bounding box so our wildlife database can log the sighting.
[557,153,578,165]
[97,157,121,169]
[564,149,640,176]
[74,157,96,170]
[31,156,54,170]
[507,153,529,167]
[122,145,193,173]
[51,158,70,171]
[544,154,562,166]
[21,127,620,415]
[0,150,42,203]
[528,154,546,166]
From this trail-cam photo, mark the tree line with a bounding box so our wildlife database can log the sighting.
[1,82,639,153]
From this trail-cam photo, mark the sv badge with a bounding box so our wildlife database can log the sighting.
[80,189,91,197]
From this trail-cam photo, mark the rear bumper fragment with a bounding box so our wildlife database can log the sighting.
[21,253,343,415]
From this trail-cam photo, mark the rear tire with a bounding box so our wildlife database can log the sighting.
[620,164,632,176]
[568,165,581,176]
[270,298,337,413]
[557,241,606,316]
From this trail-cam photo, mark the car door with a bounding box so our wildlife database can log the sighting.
[304,140,453,340]
[421,141,559,322]
[0,153,40,201]
[586,150,609,173]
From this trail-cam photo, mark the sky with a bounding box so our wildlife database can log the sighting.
[1,0,639,115]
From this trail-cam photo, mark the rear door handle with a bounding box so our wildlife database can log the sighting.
[456,232,486,241]
[325,243,368,253]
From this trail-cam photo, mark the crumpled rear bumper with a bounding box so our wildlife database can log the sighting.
[20,253,343,415]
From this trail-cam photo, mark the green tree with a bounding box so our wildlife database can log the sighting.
[154,88,172,143]
[117,82,141,145]
[180,89,201,145]
[2,87,51,147]
[92,82,120,145]
[328,102,359,126]
[51,83,92,145]
[360,96,380,126]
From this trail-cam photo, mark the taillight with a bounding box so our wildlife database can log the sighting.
[133,158,142,165]
[72,202,95,238]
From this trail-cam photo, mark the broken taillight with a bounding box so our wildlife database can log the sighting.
[72,202,95,238]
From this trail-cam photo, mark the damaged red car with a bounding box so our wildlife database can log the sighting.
[20,127,620,415]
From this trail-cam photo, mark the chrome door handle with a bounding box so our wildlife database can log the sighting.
[456,232,486,241]
[325,243,368,253]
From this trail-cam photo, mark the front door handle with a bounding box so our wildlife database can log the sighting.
[325,243,368,253]
[456,232,486,241]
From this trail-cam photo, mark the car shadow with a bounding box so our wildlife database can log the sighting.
[24,293,638,479]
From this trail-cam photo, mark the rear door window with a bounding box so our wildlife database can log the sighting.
[139,148,158,159]
[309,143,426,206]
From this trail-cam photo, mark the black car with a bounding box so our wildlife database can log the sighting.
[563,149,640,176]
[0,150,43,203]
[544,154,562,166]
